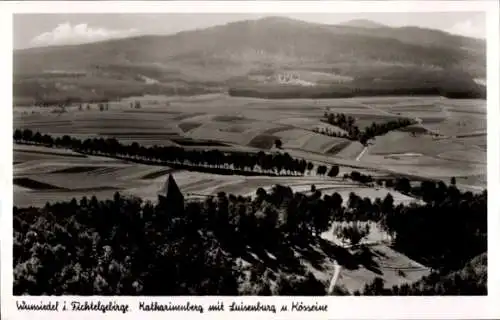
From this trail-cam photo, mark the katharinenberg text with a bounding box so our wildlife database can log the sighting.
[16,299,328,314]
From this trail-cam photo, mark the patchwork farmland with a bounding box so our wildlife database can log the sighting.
[13,94,487,187]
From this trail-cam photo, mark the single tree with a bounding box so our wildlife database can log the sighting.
[310,184,317,193]
[450,177,457,186]
[328,165,340,177]
[13,129,22,141]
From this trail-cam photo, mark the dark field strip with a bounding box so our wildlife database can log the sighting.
[172,113,205,121]
[388,105,438,111]
[50,166,105,174]
[420,118,446,124]
[14,177,66,191]
[68,186,122,192]
[180,179,217,192]
[178,122,202,132]
[98,132,180,136]
[247,134,280,149]
[454,132,487,138]
[259,106,325,111]
[14,120,76,125]
[219,126,247,133]
[14,150,87,158]
[212,115,247,122]
[444,108,486,115]
[83,125,173,130]
[87,167,120,175]
[171,138,229,147]
[319,140,340,152]
[397,126,429,133]
[325,141,352,155]
[353,114,403,120]
[264,126,294,135]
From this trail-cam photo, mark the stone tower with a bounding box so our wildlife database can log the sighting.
[157,173,184,213]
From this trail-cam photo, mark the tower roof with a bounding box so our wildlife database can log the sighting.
[158,173,184,200]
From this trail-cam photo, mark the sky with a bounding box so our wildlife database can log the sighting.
[13,12,486,49]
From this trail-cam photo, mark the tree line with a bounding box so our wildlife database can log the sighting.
[14,184,339,295]
[227,80,486,100]
[15,129,342,177]
[319,112,416,145]
[14,128,469,207]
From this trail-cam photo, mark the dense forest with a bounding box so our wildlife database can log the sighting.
[13,78,219,107]
[356,252,487,295]
[228,79,486,100]
[14,171,486,295]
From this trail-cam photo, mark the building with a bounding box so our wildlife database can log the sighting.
[157,174,185,213]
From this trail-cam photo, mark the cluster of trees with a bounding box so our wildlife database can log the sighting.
[14,129,319,176]
[34,97,86,108]
[389,188,486,272]
[343,171,375,185]
[335,174,486,274]
[322,112,416,145]
[313,127,354,140]
[13,194,242,295]
[130,101,142,109]
[321,113,360,141]
[356,252,486,295]
[334,222,371,247]
[316,164,339,177]
[99,103,110,111]
[77,103,110,111]
[29,100,113,111]
[363,118,416,140]
[345,170,444,201]
[13,173,486,295]
[14,75,217,108]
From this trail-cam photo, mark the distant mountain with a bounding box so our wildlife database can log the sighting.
[13,16,486,104]
[338,19,388,29]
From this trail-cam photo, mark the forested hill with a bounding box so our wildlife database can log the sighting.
[14,17,486,105]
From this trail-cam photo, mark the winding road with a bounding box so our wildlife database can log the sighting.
[327,261,341,295]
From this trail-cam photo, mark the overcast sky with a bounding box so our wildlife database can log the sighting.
[13,12,486,49]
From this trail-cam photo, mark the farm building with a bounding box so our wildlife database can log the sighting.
[157,174,185,213]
